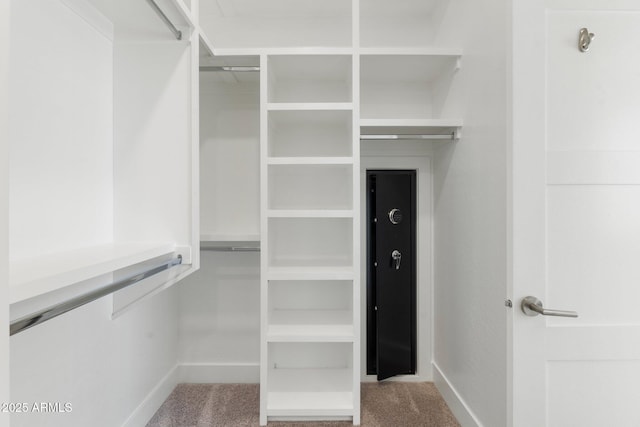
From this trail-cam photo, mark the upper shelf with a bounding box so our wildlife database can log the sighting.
[360,0,443,48]
[199,0,352,49]
[86,0,194,41]
[360,119,462,140]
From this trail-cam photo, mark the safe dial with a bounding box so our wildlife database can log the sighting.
[388,208,403,225]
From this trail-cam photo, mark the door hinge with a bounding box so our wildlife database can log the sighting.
[505,299,513,308]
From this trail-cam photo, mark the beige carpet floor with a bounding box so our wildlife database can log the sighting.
[146,382,460,427]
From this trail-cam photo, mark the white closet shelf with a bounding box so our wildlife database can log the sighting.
[268,310,354,342]
[199,234,261,243]
[267,103,353,111]
[9,242,177,304]
[212,47,354,57]
[267,210,354,218]
[267,392,353,417]
[361,53,461,84]
[87,0,194,39]
[267,267,354,281]
[267,157,353,165]
[360,119,463,138]
[359,47,463,57]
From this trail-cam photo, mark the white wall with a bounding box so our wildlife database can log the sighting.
[7,2,183,426]
[10,287,179,427]
[178,251,260,382]
[178,73,260,382]
[0,1,10,425]
[431,0,509,426]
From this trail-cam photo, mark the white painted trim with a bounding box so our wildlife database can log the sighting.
[178,363,260,383]
[433,362,482,427]
[58,0,114,41]
[121,364,179,427]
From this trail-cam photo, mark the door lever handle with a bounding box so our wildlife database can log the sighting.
[521,296,578,318]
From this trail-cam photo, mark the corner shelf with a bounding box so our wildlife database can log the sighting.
[360,118,462,140]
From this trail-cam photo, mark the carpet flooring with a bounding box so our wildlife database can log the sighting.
[147,382,461,427]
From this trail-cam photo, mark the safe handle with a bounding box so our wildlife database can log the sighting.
[391,250,401,270]
[521,296,578,318]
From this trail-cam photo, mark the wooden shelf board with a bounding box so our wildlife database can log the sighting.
[267,102,353,111]
[267,210,353,218]
[267,392,354,416]
[199,233,260,243]
[9,242,176,304]
[267,157,353,165]
[267,267,354,281]
[360,118,463,138]
[268,310,353,342]
[359,47,463,57]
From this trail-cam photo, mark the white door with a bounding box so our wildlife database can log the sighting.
[512,1,640,426]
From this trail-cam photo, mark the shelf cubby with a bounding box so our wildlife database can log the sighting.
[360,0,443,47]
[267,343,353,413]
[200,59,260,241]
[199,1,352,49]
[268,218,353,269]
[267,280,353,342]
[268,164,352,211]
[268,55,352,103]
[268,109,353,158]
[360,53,461,120]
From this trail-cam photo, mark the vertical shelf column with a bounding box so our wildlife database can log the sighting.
[260,53,360,425]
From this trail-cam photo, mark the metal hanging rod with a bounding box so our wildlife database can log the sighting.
[360,133,456,141]
[146,0,182,41]
[199,66,261,72]
[201,246,260,252]
[10,256,183,336]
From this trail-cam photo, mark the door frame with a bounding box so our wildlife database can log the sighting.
[361,150,432,382]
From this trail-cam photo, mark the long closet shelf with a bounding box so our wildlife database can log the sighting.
[267,102,353,111]
[267,157,353,165]
[88,0,195,39]
[267,210,354,218]
[9,242,177,304]
[267,267,354,281]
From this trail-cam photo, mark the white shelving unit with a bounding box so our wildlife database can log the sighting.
[8,0,199,307]
[260,52,360,425]
[196,1,463,425]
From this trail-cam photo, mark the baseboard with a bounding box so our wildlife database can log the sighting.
[178,363,260,383]
[432,362,482,427]
[121,364,179,427]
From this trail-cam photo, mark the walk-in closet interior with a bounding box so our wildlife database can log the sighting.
[4,0,509,426]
